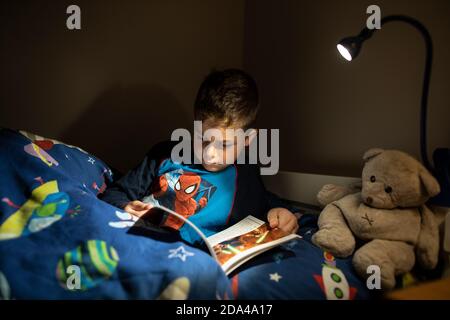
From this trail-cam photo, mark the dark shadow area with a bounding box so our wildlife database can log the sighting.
[126,209,209,251]
[127,220,182,244]
[60,84,191,173]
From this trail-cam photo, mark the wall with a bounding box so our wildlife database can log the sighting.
[2,0,449,177]
[245,0,450,176]
[0,0,244,172]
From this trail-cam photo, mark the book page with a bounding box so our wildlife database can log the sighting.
[221,235,301,275]
[206,215,266,247]
[219,231,300,275]
[207,216,301,274]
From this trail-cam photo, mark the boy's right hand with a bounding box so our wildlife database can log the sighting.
[123,200,153,217]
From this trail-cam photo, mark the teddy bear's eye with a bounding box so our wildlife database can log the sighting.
[370,176,376,183]
[385,186,393,194]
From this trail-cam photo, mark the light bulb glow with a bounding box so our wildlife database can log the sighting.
[337,44,352,61]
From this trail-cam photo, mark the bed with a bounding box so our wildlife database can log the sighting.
[0,128,373,299]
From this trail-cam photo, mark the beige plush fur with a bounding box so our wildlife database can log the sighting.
[312,148,441,290]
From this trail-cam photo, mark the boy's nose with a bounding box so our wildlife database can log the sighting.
[204,144,219,164]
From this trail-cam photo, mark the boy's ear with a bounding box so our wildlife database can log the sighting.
[245,129,258,146]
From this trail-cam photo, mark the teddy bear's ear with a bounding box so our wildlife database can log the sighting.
[363,148,384,162]
[419,169,441,197]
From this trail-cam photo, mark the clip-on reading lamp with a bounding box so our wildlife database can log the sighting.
[336,14,450,207]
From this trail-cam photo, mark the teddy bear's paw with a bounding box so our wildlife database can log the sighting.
[312,229,354,258]
[380,274,396,290]
[416,248,438,270]
[317,184,353,207]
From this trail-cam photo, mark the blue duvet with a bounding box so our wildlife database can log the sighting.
[0,128,371,299]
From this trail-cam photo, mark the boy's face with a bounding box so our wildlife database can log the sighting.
[194,118,255,172]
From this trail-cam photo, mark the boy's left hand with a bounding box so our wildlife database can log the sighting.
[267,208,299,234]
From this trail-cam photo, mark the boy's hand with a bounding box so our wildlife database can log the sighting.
[267,208,299,234]
[123,200,153,217]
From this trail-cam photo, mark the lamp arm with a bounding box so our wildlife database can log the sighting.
[358,15,433,171]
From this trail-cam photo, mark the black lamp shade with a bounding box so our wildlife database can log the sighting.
[337,36,363,61]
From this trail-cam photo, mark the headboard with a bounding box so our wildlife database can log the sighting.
[262,171,361,206]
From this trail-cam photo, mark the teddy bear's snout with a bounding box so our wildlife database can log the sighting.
[362,190,396,209]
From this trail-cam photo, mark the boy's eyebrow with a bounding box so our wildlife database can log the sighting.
[195,127,246,143]
[204,137,236,143]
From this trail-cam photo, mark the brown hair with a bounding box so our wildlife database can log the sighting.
[194,69,259,129]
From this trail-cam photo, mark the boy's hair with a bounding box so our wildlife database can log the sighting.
[194,69,259,129]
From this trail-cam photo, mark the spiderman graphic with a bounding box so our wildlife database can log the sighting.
[154,172,208,230]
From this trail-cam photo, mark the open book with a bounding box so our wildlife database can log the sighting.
[154,204,301,275]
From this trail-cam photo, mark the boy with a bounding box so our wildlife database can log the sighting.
[101,69,298,244]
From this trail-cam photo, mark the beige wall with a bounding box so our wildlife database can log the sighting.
[1,0,449,177]
[0,0,244,172]
[245,0,450,177]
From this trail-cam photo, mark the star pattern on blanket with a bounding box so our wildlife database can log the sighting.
[87,157,95,165]
[269,272,282,282]
[168,246,195,262]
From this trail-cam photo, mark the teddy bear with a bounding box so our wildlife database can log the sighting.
[312,148,441,289]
